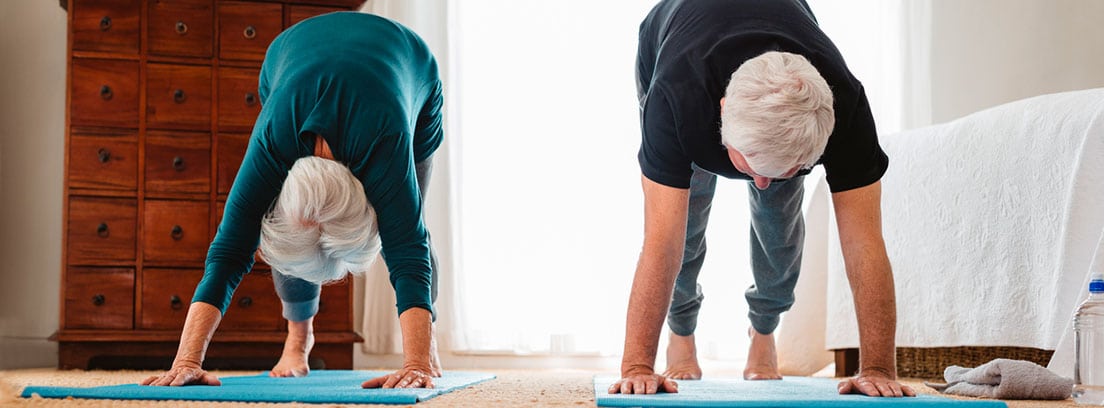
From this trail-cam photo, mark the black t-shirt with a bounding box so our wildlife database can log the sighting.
[636,0,888,193]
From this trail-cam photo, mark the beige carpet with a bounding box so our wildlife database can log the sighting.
[0,368,1083,407]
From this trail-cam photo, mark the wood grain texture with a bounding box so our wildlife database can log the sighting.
[67,197,137,264]
[69,132,138,191]
[144,130,211,194]
[71,0,140,54]
[216,67,261,131]
[148,0,215,58]
[146,63,212,131]
[141,199,210,264]
[218,1,282,61]
[64,267,135,330]
[70,59,140,128]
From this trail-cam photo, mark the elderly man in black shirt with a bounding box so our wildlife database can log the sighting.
[611,0,915,397]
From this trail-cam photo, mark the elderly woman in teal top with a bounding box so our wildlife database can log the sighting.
[142,11,443,389]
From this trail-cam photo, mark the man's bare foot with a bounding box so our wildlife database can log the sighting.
[271,318,315,378]
[662,332,702,380]
[743,327,782,380]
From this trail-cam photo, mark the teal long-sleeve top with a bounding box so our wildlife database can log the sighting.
[194,12,443,317]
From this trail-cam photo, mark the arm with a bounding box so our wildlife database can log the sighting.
[141,302,223,386]
[608,175,688,395]
[362,307,435,388]
[831,181,915,397]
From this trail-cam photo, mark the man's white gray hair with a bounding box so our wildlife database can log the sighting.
[260,156,380,285]
[720,51,835,178]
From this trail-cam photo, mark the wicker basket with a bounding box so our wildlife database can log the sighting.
[896,347,1054,380]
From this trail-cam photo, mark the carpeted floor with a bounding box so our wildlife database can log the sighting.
[0,368,1084,407]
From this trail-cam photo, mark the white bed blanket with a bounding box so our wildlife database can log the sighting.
[822,89,1104,369]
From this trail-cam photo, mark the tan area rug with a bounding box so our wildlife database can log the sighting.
[0,368,1082,407]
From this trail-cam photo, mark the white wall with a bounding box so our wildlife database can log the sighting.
[0,0,67,368]
[930,0,1104,123]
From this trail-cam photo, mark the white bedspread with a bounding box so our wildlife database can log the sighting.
[821,88,1104,370]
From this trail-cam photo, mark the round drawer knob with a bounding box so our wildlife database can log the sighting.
[96,222,109,238]
[99,16,112,31]
[171,225,184,241]
[92,294,105,306]
[175,20,188,35]
[238,296,253,308]
[99,85,113,101]
[170,295,183,310]
[244,92,257,106]
[243,25,256,40]
[172,156,185,171]
[97,148,111,163]
[173,89,186,104]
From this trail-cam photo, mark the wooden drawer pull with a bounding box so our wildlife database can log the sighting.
[170,295,183,310]
[99,85,113,101]
[97,148,111,163]
[92,294,105,306]
[99,16,112,31]
[96,222,109,238]
[245,92,257,106]
[175,21,188,35]
[172,156,185,171]
[238,296,253,308]
[173,89,187,104]
[170,225,184,241]
[243,25,256,40]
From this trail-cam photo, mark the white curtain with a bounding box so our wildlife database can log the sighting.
[359,0,469,354]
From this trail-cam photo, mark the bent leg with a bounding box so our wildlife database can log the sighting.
[270,270,320,377]
[664,165,717,380]
[744,176,805,380]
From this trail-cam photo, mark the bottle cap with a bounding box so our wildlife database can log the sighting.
[1091,273,1104,293]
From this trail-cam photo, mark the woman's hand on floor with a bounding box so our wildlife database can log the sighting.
[141,364,222,387]
[837,369,916,397]
[361,366,435,389]
[608,372,679,394]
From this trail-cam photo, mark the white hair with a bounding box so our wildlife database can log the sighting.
[260,156,380,285]
[720,51,835,178]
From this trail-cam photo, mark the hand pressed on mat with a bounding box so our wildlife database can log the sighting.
[141,363,221,387]
[607,368,679,395]
[838,368,917,398]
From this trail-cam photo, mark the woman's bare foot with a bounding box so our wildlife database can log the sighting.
[271,318,315,378]
[662,332,703,380]
[743,327,782,380]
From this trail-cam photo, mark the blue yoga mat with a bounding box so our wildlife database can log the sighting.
[21,370,494,404]
[594,376,1008,408]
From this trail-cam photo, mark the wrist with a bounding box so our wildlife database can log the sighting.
[621,362,656,377]
[858,365,896,379]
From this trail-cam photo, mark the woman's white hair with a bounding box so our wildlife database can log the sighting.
[260,156,381,285]
[720,51,835,178]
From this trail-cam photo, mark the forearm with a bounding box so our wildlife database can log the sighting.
[398,307,433,370]
[621,246,683,376]
[173,302,223,367]
[845,249,897,378]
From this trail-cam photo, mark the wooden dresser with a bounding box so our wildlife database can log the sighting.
[58,0,365,370]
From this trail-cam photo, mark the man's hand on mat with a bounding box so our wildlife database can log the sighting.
[608,371,679,394]
[837,370,916,397]
[361,366,435,389]
[141,364,222,387]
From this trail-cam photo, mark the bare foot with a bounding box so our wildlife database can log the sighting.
[662,332,702,380]
[743,328,782,380]
[270,318,315,378]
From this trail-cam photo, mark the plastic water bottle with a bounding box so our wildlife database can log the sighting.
[1074,273,1104,405]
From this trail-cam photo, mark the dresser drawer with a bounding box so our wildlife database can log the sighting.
[221,272,281,330]
[146,63,212,131]
[216,133,248,195]
[143,200,210,264]
[218,1,282,61]
[289,5,345,27]
[69,132,138,191]
[217,68,261,132]
[314,280,352,331]
[145,131,211,194]
[140,268,202,330]
[71,59,140,129]
[71,0,140,54]
[65,267,135,329]
[148,0,214,58]
[68,197,137,264]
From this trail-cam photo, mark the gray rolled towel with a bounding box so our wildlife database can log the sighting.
[924,358,1073,400]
